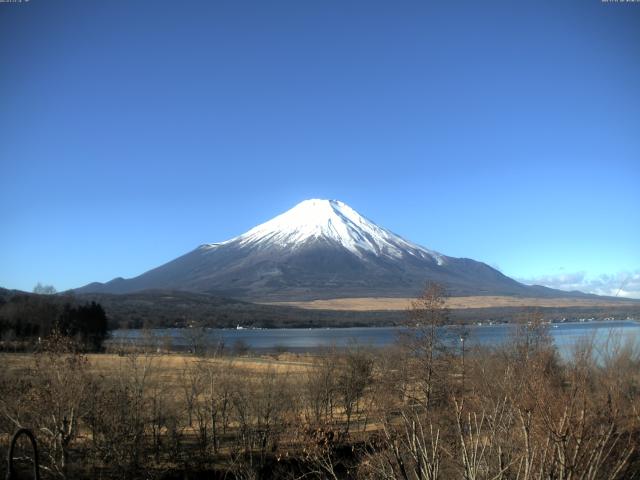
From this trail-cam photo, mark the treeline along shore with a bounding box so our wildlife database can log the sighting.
[2,287,638,339]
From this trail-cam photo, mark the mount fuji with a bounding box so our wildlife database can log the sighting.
[77,199,583,301]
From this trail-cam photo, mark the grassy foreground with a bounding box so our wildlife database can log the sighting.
[2,319,640,480]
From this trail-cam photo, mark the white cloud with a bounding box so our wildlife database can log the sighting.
[518,269,640,299]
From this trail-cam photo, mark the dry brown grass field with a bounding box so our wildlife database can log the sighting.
[265,295,640,311]
[1,351,315,380]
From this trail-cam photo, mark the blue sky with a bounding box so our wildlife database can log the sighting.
[1,0,639,297]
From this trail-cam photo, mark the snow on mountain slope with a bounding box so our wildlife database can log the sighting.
[77,198,595,300]
[202,199,445,264]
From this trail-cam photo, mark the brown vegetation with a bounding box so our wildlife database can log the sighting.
[266,295,640,311]
[1,286,639,479]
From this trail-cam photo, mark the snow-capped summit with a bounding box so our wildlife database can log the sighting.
[77,199,560,301]
[204,199,444,264]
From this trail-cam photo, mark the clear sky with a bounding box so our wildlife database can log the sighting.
[1,0,639,297]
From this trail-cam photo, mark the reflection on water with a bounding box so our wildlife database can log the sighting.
[109,320,640,358]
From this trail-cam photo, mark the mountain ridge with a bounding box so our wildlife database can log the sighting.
[76,199,606,301]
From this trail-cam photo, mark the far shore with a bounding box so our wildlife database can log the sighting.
[263,295,640,311]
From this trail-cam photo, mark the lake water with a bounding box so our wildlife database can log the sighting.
[109,320,640,358]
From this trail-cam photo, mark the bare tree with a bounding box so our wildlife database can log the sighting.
[405,282,449,409]
[180,359,202,428]
[88,351,154,479]
[26,331,88,477]
[336,345,373,434]
[364,406,442,480]
[303,349,338,426]
[182,326,208,356]
[33,282,57,295]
